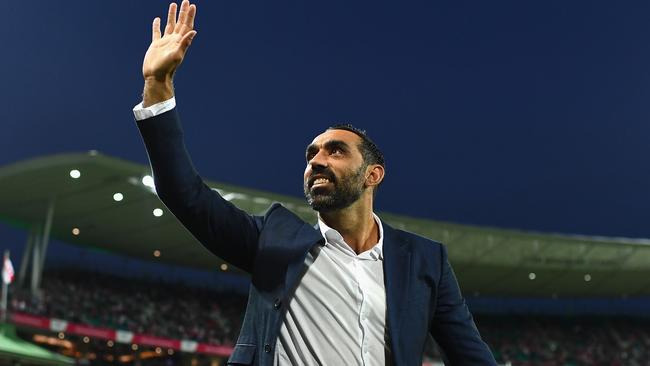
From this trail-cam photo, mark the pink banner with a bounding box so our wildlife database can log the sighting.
[197,343,233,356]
[11,313,50,329]
[133,334,180,349]
[67,324,115,340]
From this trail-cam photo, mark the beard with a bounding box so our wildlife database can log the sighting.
[304,164,367,212]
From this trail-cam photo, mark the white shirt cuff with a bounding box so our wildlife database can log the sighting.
[132,97,176,121]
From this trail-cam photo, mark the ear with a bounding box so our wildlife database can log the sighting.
[365,164,385,189]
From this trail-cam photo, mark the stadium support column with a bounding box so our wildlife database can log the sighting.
[30,198,55,296]
[38,198,55,272]
[17,228,35,288]
[30,225,42,296]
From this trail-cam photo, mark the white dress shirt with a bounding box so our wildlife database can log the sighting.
[274,214,389,366]
[133,98,176,121]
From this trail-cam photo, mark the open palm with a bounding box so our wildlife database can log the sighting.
[143,0,197,82]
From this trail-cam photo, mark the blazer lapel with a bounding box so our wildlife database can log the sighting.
[284,222,323,295]
[382,223,411,354]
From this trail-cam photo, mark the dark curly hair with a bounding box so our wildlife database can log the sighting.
[327,124,385,169]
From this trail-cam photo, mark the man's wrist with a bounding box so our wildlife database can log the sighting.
[143,77,174,108]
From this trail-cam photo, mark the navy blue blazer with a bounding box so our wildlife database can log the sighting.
[137,108,496,366]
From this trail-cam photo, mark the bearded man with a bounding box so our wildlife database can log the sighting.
[134,1,496,365]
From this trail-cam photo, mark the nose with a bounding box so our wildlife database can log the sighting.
[308,149,328,170]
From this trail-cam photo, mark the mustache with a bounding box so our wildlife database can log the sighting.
[307,168,337,188]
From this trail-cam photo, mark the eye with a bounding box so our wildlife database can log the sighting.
[331,148,343,155]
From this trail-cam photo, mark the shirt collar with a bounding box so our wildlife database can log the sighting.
[317,213,384,261]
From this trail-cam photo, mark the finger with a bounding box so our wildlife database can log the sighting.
[178,30,197,53]
[186,4,196,30]
[164,2,177,35]
[175,0,189,33]
[152,17,162,41]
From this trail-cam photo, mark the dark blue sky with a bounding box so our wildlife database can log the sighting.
[2,0,650,258]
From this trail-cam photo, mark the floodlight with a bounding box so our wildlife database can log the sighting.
[142,175,155,188]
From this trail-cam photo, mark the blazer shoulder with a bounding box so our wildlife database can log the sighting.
[388,224,445,252]
[258,202,316,238]
[262,202,309,224]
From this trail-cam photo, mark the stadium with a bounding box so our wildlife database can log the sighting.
[0,152,648,365]
[4,1,650,365]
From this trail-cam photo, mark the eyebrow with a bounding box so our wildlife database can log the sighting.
[305,139,351,157]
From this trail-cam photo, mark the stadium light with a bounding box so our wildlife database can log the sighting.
[132,344,139,351]
[58,332,65,339]
[528,272,536,280]
[72,228,80,236]
[113,193,124,202]
[69,169,81,179]
[119,355,134,363]
[155,347,162,354]
[153,250,161,257]
[168,349,174,355]
[83,336,90,343]
[33,335,73,349]
[584,274,592,282]
[220,263,228,271]
[153,208,163,217]
[107,340,114,347]
[142,175,155,188]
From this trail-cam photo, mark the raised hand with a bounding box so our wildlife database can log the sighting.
[142,0,197,107]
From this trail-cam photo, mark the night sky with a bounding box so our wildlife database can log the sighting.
[2,0,650,267]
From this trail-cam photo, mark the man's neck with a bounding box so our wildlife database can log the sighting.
[319,197,379,254]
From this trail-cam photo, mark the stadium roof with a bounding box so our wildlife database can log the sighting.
[2,152,650,297]
[0,324,74,365]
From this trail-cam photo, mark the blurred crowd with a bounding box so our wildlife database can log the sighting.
[9,269,650,365]
[475,316,650,366]
[10,269,246,346]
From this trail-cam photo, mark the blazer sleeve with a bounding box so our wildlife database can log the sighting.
[136,108,262,273]
[429,245,497,365]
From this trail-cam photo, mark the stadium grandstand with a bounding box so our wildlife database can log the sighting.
[1,152,650,365]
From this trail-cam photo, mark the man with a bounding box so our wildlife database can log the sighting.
[134,1,496,365]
